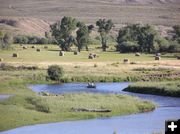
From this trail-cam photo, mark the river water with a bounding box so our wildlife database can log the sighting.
[1,82,180,134]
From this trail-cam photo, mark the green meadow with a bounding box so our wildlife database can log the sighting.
[0,44,178,63]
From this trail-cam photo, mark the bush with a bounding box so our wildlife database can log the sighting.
[116,41,139,53]
[39,38,48,44]
[47,65,64,81]
[14,36,28,44]
[156,38,170,52]
[14,35,55,44]
[168,41,180,53]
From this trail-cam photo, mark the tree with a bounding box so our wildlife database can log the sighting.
[173,25,180,39]
[116,41,139,53]
[50,16,77,51]
[168,41,180,53]
[155,38,170,52]
[45,31,51,39]
[172,25,180,43]
[28,36,38,44]
[116,24,157,53]
[47,65,64,81]
[14,36,28,44]
[39,38,48,44]
[96,19,114,51]
[0,32,13,49]
[76,22,94,52]
[138,24,157,53]
[0,31,4,48]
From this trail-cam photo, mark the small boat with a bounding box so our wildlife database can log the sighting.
[87,82,96,88]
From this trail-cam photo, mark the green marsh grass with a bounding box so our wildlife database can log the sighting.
[124,81,180,97]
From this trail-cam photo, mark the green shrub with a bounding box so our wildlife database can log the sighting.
[39,38,48,44]
[156,38,170,52]
[13,35,55,44]
[168,41,180,53]
[47,65,64,81]
[116,41,139,53]
[14,36,28,44]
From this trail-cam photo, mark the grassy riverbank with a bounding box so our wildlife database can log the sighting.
[124,81,180,97]
[0,79,155,131]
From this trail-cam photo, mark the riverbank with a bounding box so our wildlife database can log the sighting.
[124,81,180,97]
[0,77,156,131]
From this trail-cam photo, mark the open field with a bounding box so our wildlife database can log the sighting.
[0,0,180,26]
[0,44,180,83]
[0,44,179,63]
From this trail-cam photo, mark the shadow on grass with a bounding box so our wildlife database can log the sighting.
[48,49,60,52]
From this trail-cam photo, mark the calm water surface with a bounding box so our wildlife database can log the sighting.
[1,82,180,134]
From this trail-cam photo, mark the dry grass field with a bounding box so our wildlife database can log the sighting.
[0,0,180,26]
[0,0,179,37]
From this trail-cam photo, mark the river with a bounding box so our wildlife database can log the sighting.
[1,82,180,134]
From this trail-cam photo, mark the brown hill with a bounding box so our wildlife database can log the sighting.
[113,0,180,4]
[0,17,50,37]
[0,0,179,26]
[0,0,179,36]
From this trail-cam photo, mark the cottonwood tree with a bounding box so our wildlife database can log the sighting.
[0,31,13,50]
[76,22,94,52]
[138,24,157,53]
[50,16,77,51]
[172,25,180,43]
[0,31,3,47]
[96,19,114,51]
[116,24,157,53]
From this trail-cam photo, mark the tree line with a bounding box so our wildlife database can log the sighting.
[116,24,180,53]
[0,16,180,53]
[50,16,114,52]
[50,16,180,53]
[0,31,56,49]
[13,32,56,45]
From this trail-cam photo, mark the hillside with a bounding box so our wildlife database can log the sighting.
[0,17,50,37]
[114,0,180,4]
[0,0,179,27]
